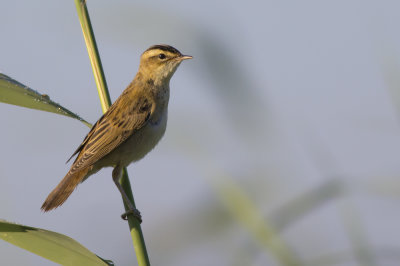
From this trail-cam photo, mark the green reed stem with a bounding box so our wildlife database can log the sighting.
[73,1,150,265]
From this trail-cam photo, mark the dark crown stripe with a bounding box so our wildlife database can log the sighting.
[145,44,181,55]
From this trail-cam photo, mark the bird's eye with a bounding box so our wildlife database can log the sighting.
[158,53,166,59]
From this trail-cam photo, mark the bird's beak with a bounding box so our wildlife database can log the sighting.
[179,55,193,60]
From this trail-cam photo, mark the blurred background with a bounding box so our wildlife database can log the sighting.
[1,0,400,265]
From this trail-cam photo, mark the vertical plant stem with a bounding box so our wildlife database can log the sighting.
[340,200,376,266]
[74,0,110,111]
[73,1,150,265]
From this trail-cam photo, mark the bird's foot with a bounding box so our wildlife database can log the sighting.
[121,208,142,223]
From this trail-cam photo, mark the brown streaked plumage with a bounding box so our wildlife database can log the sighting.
[41,45,192,220]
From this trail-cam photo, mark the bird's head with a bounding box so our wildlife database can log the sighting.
[139,44,192,85]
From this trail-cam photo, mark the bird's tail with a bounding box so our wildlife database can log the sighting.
[41,167,90,212]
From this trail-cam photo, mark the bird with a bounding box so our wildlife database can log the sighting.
[41,44,192,222]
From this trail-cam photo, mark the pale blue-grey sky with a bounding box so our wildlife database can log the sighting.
[1,1,400,265]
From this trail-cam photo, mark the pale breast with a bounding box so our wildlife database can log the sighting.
[97,108,168,168]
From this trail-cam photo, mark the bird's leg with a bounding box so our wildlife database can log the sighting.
[112,166,142,223]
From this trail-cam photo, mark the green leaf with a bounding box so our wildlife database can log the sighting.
[0,220,113,266]
[0,73,91,127]
[212,176,302,266]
